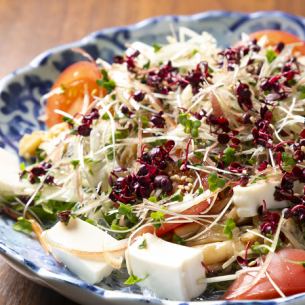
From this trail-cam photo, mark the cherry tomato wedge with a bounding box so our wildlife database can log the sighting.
[156,201,209,237]
[46,61,102,127]
[249,30,305,55]
[224,249,305,300]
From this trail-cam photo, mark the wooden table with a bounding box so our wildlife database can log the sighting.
[0,0,305,304]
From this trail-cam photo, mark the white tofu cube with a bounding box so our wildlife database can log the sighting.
[42,218,121,284]
[125,233,206,300]
[233,180,289,218]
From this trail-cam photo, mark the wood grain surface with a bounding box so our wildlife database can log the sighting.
[0,0,305,304]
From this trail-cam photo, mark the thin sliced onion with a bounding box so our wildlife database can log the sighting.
[29,219,50,254]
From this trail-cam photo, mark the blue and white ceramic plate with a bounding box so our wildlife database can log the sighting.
[1,11,305,305]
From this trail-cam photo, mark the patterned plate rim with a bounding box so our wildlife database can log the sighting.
[1,10,305,305]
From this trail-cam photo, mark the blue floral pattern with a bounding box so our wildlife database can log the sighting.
[1,11,305,305]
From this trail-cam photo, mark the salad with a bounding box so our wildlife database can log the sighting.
[2,27,305,301]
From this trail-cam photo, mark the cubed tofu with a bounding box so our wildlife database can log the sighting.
[233,180,288,218]
[125,233,206,300]
[42,218,121,284]
[0,148,24,195]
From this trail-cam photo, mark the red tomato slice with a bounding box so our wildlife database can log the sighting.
[249,30,305,55]
[224,248,305,300]
[46,61,102,127]
[156,201,209,237]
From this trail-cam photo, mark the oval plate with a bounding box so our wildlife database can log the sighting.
[1,11,305,305]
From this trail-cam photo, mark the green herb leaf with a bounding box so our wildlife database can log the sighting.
[178,113,189,126]
[194,151,203,159]
[222,147,236,166]
[118,203,132,215]
[148,196,157,203]
[207,172,226,192]
[102,113,110,120]
[118,203,138,224]
[70,160,80,169]
[20,162,26,171]
[151,211,165,228]
[111,222,129,231]
[85,218,95,225]
[96,69,116,93]
[266,49,277,63]
[13,217,32,235]
[172,193,184,202]
[223,218,236,239]
[152,43,162,52]
[115,129,129,140]
[251,242,269,255]
[138,238,147,249]
[124,274,147,285]
[172,234,186,245]
[282,152,296,171]
[193,120,201,128]
[197,187,204,195]
[297,85,305,99]
[35,148,47,162]
[140,115,149,128]
[62,116,74,126]
[191,128,199,138]
[42,200,75,215]
[143,60,150,69]
[191,49,198,56]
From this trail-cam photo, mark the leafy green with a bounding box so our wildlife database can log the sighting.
[150,211,165,228]
[96,69,116,93]
[172,193,184,202]
[191,49,198,56]
[35,148,47,162]
[152,43,162,52]
[178,113,201,138]
[178,113,189,125]
[110,221,129,239]
[107,147,114,160]
[118,203,138,224]
[124,274,147,285]
[20,162,26,171]
[282,152,296,171]
[140,115,149,128]
[111,222,128,231]
[297,85,305,99]
[207,173,226,192]
[197,187,204,195]
[102,113,110,120]
[42,200,75,215]
[70,160,80,169]
[62,116,74,126]
[222,147,236,166]
[223,218,236,239]
[194,151,204,159]
[148,196,157,203]
[172,234,186,245]
[13,217,32,235]
[115,129,129,140]
[251,242,269,255]
[85,218,95,225]
[138,238,147,249]
[143,60,150,69]
[266,49,277,63]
